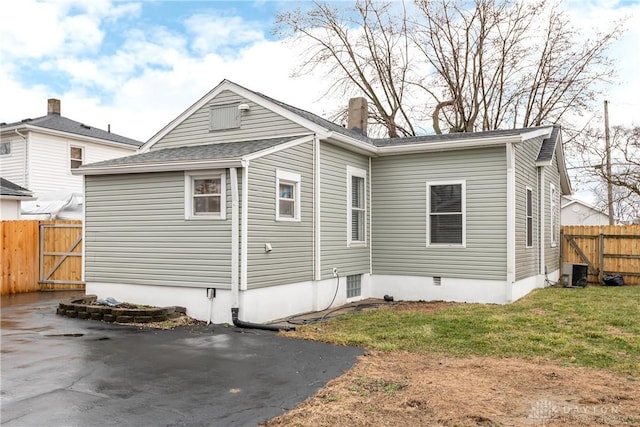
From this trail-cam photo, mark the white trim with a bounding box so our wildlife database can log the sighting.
[368,156,373,274]
[520,127,553,141]
[425,180,466,248]
[184,170,226,220]
[241,163,249,291]
[74,159,243,175]
[275,170,301,222]
[376,135,518,156]
[506,142,516,295]
[230,167,240,309]
[539,169,545,274]
[525,186,534,249]
[550,183,558,247]
[347,165,367,247]
[314,135,321,281]
[243,135,313,161]
[81,176,86,281]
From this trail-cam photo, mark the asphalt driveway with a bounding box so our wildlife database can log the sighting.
[0,291,363,427]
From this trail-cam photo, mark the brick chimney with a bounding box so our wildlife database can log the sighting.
[347,97,368,135]
[47,98,61,115]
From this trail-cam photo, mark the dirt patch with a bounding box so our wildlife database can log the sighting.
[264,352,639,426]
[123,315,206,330]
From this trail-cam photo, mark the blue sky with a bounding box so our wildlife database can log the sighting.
[1,0,639,144]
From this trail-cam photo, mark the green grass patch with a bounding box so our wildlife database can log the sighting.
[295,286,640,375]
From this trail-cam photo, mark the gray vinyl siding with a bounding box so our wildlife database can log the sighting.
[515,136,544,281]
[85,171,234,288]
[545,154,561,271]
[372,147,507,280]
[247,141,314,288]
[320,142,370,280]
[152,90,309,150]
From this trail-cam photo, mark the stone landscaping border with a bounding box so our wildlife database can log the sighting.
[56,295,186,323]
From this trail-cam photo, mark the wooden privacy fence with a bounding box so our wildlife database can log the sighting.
[1,220,84,295]
[561,224,640,286]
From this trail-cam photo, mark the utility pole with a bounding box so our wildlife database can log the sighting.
[604,100,614,225]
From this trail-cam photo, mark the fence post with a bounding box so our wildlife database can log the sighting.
[598,233,604,284]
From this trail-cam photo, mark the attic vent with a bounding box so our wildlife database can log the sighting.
[209,104,241,131]
[433,277,442,286]
[81,124,91,129]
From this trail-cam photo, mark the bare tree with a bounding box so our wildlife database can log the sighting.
[275,0,417,137]
[276,0,625,136]
[574,125,640,223]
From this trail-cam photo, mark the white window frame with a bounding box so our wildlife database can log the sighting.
[275,170,301,222]
[426,180,466,247]
[550,183,558,247]
[0,141,11,156]
[184,170,226,220]
[525,186,533,248]
[70,145,84,170]
[347,166,367,247]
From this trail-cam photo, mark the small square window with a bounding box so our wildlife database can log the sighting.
[276,170,301,221]
[193,178,222,214]
[185,171,226,220]
[70,146,84,169]
[0,142,11,155]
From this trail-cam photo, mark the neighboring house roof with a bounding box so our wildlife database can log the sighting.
[561,196,608,216]
[1,114,143,148]
[0,177,34,199]
[75,136,309,175]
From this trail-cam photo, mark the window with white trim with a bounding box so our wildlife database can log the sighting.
[427,181,466,246]
[550,183,558,247]
[276,170,301,221]
[0,141,11,155]
[70,146,84,169]
[347,166,367,245]
[184,171,226,220]
[526,187,533,248]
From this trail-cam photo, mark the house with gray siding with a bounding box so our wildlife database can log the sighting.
[75,80,571,324]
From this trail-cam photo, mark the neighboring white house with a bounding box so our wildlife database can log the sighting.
[0,178,34,220]
[561,196,610,225]
[0,99,143,218]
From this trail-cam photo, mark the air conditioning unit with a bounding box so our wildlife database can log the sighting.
[562,263,588,287]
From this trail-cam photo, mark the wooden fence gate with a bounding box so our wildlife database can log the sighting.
[1,220,84,295]
[39,222,83,288]
[561,224,640,286]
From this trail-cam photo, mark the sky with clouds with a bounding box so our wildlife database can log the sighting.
[1,0,639,146]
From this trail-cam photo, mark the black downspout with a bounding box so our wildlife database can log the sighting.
[231,308,296,332]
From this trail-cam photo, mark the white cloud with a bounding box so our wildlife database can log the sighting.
[185,13,266,55]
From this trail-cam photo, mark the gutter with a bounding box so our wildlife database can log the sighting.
[73,159,243,175]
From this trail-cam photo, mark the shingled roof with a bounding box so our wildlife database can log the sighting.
[1,114,143,148]
[79,136,303,169]
[0,177,34,198]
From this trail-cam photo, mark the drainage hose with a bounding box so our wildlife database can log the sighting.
[231,308,296,332]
